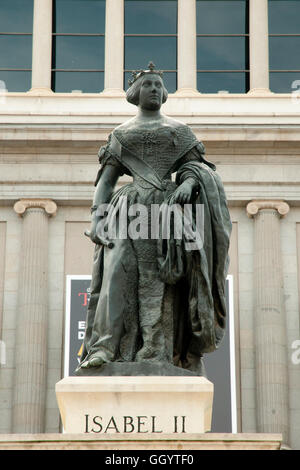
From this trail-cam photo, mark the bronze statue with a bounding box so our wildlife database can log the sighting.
[76,63,231,377]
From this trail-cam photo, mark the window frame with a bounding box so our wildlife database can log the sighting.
[0,0,33,83]
[51,0,106,92]
[0,31,33,91]
[123,0,178,92]
[196,0,250,93]
[268,0,300,92]
[269,33,300,92]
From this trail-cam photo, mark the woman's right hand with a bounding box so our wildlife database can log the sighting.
[89,217,101,244]
[85,215,114,249]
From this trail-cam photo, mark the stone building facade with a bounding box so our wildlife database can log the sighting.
[0,0,300,449]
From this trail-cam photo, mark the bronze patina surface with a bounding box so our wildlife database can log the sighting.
[76,64,232,377]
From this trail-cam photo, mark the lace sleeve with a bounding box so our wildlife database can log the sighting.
[94,136,126,186]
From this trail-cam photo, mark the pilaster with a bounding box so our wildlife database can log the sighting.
[248,0,272,94]
[12,199,57,433]
[246,200,289,444]
[176,0,198,96]
[29,0,53,94]
[103,0,125,95]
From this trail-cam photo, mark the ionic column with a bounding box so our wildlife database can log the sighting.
[103,0,125,95]
[12,199,57,433]
[247,200,289,444]
[176,0,198,95]
[248,0,271,94]
[29,0,53,94]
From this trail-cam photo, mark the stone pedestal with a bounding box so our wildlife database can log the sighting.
[55,376,213,435]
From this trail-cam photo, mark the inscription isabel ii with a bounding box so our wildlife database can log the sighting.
[84,415,187,434]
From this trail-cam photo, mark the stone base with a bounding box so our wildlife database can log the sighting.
[0,433,283,450]
[55,376,213,434]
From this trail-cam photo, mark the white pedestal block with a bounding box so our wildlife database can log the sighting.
[55,376,214,435]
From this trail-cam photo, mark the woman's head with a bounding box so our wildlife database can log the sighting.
[126,72,168,109]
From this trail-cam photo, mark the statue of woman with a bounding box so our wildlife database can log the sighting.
[76,63,232,376]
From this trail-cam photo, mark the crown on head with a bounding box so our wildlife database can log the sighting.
[128,62,163,87]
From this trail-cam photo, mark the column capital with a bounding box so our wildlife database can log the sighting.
[14,199,57,217]
[246,200,290,218]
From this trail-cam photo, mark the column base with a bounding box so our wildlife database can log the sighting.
[174,88,201,96]
[101,88,126,96]
[247,88,274,95]
[27,87,54,95]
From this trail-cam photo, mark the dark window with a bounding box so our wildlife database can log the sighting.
[269,0,300,93]
[197,72,248,94]
[0,0,33,91]
[124,0,178,93]
[52,0,105,92]
[196,0,249,93]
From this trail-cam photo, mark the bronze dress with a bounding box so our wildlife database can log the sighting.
[78,117,232,375]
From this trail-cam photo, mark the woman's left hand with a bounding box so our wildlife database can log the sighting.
[168,181,193,205]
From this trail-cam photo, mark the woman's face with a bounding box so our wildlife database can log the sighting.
[138,74,164,111]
